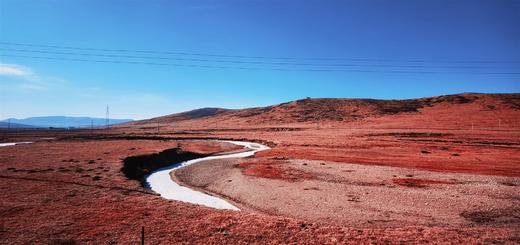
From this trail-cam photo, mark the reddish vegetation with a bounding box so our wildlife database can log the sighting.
[178,140,242,154]
[131,93,520,130]
[1,93,519,243]
[255,144,520,177]
[238,158,313,181]
[392,178,458,188]
[116,93,520,177]
[4,138,516,243]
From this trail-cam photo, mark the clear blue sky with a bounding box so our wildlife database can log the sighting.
[1,0,519,120]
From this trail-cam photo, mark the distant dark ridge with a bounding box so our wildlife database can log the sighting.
[0,121,40,128]
[1,116,133,128]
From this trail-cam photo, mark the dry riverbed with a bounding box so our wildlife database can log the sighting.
[175,156,520,229]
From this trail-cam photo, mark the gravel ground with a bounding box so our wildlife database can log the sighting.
[176,156,520,229]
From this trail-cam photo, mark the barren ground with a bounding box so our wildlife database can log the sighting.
[176,157,520,228]
[1,114,519,244]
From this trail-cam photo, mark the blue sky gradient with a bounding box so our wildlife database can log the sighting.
[0,0,519,119]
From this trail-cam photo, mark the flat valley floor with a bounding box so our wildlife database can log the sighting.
[1,126,519,243]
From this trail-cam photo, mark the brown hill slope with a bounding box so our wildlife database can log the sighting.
[128,93,520,129]
[130,107,231,125]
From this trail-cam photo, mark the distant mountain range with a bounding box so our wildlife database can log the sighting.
[0,116,133,128]
[0,121,39,129]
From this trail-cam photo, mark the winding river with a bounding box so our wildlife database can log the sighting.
[145,140,270,211]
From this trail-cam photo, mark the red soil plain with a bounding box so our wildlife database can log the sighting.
[1,93,519,244]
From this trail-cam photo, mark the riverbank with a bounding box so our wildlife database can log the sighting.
[1,130,519,243]
[144,141,268,210]
[176,156,520,228]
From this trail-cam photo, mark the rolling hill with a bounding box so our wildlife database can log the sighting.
[130,93,520,130]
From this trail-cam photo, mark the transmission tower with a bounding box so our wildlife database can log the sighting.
[106,105,110,129]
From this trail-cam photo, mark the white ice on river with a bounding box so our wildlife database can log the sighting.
[145,141,270,211]
[0,142,33,147]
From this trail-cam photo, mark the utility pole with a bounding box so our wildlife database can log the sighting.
[90,119,94,136]
[141,226,145,245]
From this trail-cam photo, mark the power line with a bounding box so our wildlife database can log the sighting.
[1,53,519,75]
[1,48,517,70]
[1,41,519,64]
